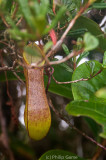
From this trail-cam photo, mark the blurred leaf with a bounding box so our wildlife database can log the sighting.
[0,0,13,11]
[84,32,99,52]
[68,28,88,37]
[102,51,106,68]
[92,3,106,8]
[44,6,66,34]
[39,149,85,160]
[7,16,35,40]
[61,0,83,11]
[44,41,53,53]
[62,44,70,55]
[95,87,106,99]
[9,28,34,40]
[84,117,101,137]
[17,0,35,30]
[31,0,49,16]
[7,16,34,40]
[8,0,49,39]
[30,0,48,34]
[5,0,13,12]
[10,135,35,159]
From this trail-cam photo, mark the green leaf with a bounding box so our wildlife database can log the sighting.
[5,0,13,12]
[9,28,34,40]
[66,99,106,138]
[76,51,89,65]
[66,60,106,138]
[60,63,73,73]
[102,51,106,68]
[84,32,99,52]
[71,60,105,100]
[62,44,70,55]
[89,61,95,75]
[30,0,49,16]
[72,16,106,52]
[44,41,53,53]
[10,135,35,159]
[92,3,106,9]
[45,64,73,99]
[39,149,85,160]
[0,70,25,82]
[68,28,87,37]
[0,0,13,12]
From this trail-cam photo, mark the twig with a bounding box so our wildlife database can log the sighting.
[48,97,106,151]
[0,41,10,47]
[16,17,23,26]
[0,13,10,28]
[48,51,75,65]
[45,66,54,93]
[92,139,106,160]
[13,71,25,85]
[52,69,103,84]
[19,50,81,69]
[0,59,18,72]
[52,76,90,84]
[20,49,81,70]
[58,22,68,31]
[0,66,15,72]
[46,1,90,59]
[46,49,83,66]
[12,3,18,20]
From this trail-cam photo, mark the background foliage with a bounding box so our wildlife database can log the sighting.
[0,0,106,160]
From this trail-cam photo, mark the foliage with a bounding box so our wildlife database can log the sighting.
[39,149,84,160]
[0,0,106,160]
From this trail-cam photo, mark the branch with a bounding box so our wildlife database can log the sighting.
[0,66,14,72]
[0,64,24,84]
[46,1,90,59]
[48,51,75,65]
[0,60,17,72]
[52,69,103,84]
[92,139,106,160]
[0,13,10,28]
[12,3,18,20]
[13,71,25,84]
[16,17,23,26]
[48,96,106,151]
[20,49,82,70]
